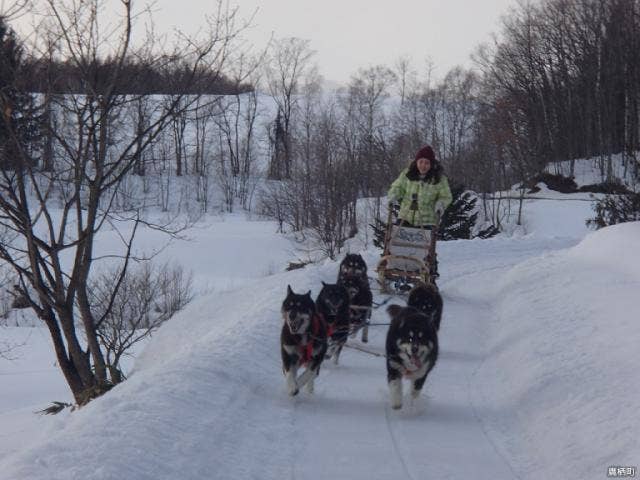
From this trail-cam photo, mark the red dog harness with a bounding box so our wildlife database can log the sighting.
[326,320,335,337]
[299,314,324,364]
[316,312,336,337]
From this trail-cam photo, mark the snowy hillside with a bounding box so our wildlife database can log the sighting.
[449,222,640,478]
[0,194,638,479]
[547,154,639,189]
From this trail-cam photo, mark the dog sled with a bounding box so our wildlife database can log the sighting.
[376,203,439,294]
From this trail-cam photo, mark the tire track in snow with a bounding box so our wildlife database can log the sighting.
[465,298,524,480]
[383,404,417,480]
[374,289,419,480]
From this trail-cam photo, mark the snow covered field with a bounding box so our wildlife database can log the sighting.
[0,191,638,479]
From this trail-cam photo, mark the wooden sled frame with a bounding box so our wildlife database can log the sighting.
[376,204,439,293]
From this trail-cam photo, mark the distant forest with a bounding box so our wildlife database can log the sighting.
[19,58,253,95]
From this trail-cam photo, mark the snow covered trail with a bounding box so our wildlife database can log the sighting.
[288,293,519,480]
[0,233,583,480]
[285,236,580,480]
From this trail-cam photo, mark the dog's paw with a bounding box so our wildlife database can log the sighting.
[389,378,403,410]
[286,375,299,396]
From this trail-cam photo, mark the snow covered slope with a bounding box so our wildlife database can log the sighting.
[0,204,637,479]
[465,222,640,479]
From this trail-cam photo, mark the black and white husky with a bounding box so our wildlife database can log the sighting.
[337,253,369,284]
[338,276,373,343]
[280,286,327,396]
[385,304,438,410]
[316,282,350,365]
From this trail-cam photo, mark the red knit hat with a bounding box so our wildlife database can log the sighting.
[415,145,435,162]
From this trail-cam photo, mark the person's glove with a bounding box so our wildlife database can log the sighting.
[388,197,401,213]
[435,201,445,217]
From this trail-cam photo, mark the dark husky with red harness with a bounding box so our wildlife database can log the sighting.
[385,304,438,409]
[316,282,350,365]
[338,276,373,344]
[337,253,372,343]
[280,286,328,396]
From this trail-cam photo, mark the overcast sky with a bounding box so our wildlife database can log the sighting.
[12,0,519,85]
[159,0,518,83]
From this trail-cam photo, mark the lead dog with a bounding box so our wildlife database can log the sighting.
[281,286,328,396]
[385,304,438,409]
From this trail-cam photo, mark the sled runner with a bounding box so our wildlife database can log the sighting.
[376,204,439,294]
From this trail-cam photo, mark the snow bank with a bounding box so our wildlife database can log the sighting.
[0,214,302,480]
[521,193,594,239]
[567,221,640,278]
[0,268,305,480]
[472,222,640,479]
[1,185,635,480]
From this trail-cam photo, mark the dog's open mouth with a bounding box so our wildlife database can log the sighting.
[406,355,423,371]
[287,315,308,334]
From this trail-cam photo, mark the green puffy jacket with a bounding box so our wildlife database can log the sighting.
[387,169,453,225]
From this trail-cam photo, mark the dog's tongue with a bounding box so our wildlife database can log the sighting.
[411,355,423,368]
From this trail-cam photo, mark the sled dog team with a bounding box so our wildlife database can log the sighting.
[280,253,442,410]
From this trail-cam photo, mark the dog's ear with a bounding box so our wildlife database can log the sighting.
[306,290,312,298]
[321,281,326,286]
[287,285,293,296]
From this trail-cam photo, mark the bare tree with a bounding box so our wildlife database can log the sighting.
[292,66,322,229]
[264,37,315,180]
[191,98,216,211]
[214,89,261,211]
[0,0,31,19]
[433,67,479,183]
[394,55,416,106]
[343,65,396,202]
[131,96,151,176]
[260,98,356,259]
[392,58,437,168]
[170,96,189,176]
[472,0,640,187]
[307,104,352,259]
[90,261,193,384]
[259,179,294,233]
[0,0,249,405]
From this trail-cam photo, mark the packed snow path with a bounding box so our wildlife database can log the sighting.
[284,236,576,480]
[0,233,589,480]
[288,294,517,480]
